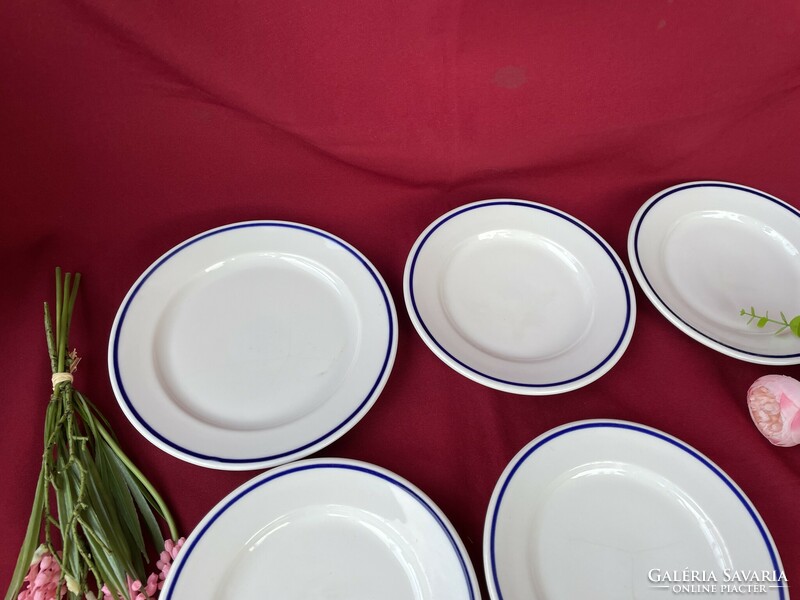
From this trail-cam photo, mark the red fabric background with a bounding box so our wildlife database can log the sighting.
[2,0,799,595]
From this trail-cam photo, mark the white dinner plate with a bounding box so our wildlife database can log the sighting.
[628,181,800,364]
[161,458,481,599]
[484,420,787,600]
[109,221,397,470]
[404,200,636,394]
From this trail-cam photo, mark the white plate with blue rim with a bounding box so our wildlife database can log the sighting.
[109,221,397,470]
[404,199,636,394]
[628,181,800,364]
[161,458,481,599]
[484,420,788,600]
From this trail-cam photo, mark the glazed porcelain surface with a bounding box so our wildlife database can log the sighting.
[629,181,800,364]
[109,221,397,469]
[162,459,481,599]
[484,420,787,600]
[404,199,635,394]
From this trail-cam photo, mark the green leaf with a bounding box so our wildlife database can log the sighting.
[80,450,137,575]
[108,449,164,552]
[71,457,138,600]
[4,469,45,600]
[72,394,98,440]
[75,391,164,558]
[82,522,127,600]
[757,317,769,328]
[92,416,177,540]
[75,392,114,438]
[790,316,800,337]
[78,461,132,598]
[96,442,147,561]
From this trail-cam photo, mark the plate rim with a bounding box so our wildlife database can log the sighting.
[403,199,636,395]
[162,457,480,599]
[628,180,800,365]
[108,220,398,470]
[483,419,787,600]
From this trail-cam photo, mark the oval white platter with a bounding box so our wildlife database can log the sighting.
[161,458,481,599]
[404,199,636,394]
[484,420,787,600]
[628,181,800,364]
[109,221,397,470]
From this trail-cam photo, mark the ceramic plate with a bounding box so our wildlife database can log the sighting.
[485,420,787,600]
[404,200,635,394]
[109,221,397,470]
[161,459,481,599]
[629,181,800,364]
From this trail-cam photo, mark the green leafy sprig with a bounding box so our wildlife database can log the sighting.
[6,269,178,600]
[740,306,800,337]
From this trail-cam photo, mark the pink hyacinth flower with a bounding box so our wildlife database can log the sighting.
[100,575,152,600]
[99,538,186,599]
[17,547,66,600]
[157,538,186,590]
[747,374,800,447]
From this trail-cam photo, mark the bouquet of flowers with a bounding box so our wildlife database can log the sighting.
[6,270,182,600]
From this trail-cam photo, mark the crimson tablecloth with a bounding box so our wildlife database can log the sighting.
[3,0,799,596]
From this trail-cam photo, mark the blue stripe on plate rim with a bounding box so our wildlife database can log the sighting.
[110,221,396,465]
[163,460,478,600]
[406,200,634,389]
[631,181,800,360]
[486,420,786,600]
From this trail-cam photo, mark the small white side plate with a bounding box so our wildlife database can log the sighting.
[109,221,397,470]
[404,200,636,394]
[161,459,481,600]
[484,421,787,600]
[628,181,800,364]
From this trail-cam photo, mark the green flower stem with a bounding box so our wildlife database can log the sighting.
[53,268,80,376]
[44,304,58,374]
[740,307,800,336]
[42,399,60,568]
[93,418,178,540]
[751,314,785,326]
[63,273,80,361]
[54,268,62,355]
[57,272,71,374]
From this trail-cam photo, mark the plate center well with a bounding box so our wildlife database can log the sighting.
[440,230,594,361]
[663,211,800,332]
[154,253,359,430]
[526,463,729,600]
[220,506,425,600]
